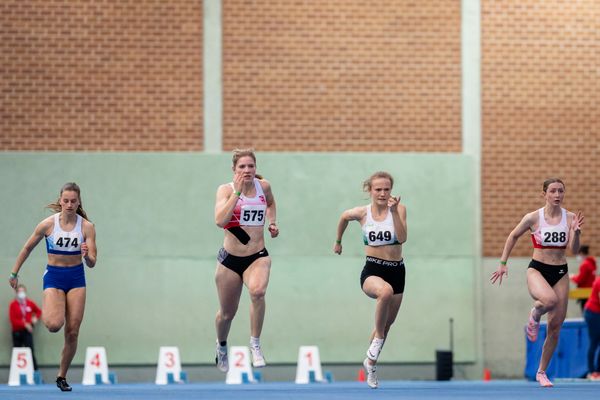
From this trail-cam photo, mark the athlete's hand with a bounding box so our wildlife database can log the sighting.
[572,211,584,233]
[8,275,18,289]
[232,171,244,195]
[81,242,89,258]
[334,242,342,255]
[490,265,508,285]
[388,196,401,211]
[268,223,279,238]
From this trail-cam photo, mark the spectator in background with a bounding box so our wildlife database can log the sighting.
[9,284,42,370]
[570,245,597,311]
[583,275,600,380]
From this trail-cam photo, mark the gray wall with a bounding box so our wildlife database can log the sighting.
[1,152,479,367]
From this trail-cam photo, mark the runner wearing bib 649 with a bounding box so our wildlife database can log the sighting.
[213,149,279,372]
[491,178,584,388]
[334,171,407,389]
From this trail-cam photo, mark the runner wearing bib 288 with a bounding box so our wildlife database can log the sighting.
[334,171,407,389]
[491,178,584,388]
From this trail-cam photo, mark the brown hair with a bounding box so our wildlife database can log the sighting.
[542,178,565,192]
[46,182,89,220]
[232,148,263,180]
[363,171,394,192]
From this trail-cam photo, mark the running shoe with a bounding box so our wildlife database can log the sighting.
[536,370,553,387]
[250,345,266,368]
[215,343,229,372]
[366,337,384,361]
[56,377,72,392]
[363,358,378,389]
[526,308,540,342]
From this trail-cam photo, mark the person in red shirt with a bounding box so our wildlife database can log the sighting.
[8,284,42,370]
[584,276,600,380]
[570,245,597,311]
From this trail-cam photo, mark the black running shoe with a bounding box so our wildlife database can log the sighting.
[56,377,72,391]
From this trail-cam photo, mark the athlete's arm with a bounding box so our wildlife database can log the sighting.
[9,219,49,288]
[389,196,407,244]
[568,211,584,254]
[334,206,365,255]
[215,175,242,228]
[491,211,535,285]
[262,180,279,238]
[82,220,97,268]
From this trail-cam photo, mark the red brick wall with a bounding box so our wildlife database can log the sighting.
[3,1,597,256]
[482,0,600,256]
[0,0,203,151]
[222,0,461,151]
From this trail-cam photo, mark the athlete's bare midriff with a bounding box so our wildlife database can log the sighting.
[365,244,402,262]
[223,226,266,256]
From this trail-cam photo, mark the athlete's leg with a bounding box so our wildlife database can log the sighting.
[369,294,403,342]
[243,256,271,338]
[526,269,558,341]
[527,269,559,317]
[538,275,568,372]
[215,264,244,342]
[362,276,394,340]
[58,287,86,379]
[243,257,271,367]
[42,288,67,333]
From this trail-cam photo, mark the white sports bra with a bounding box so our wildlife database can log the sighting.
[45,213,84,255]
[361,206,400,246]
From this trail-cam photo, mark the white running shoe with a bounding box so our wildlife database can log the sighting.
[363,358,378,389]
[250,345,266,368]
[366,338,384,361]
[215,344,229,372]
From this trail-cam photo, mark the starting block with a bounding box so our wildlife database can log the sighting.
[82,347,117,385]
[226,346,261,384]
[8,347,37,386]
[155,346,187,385]
[295,346,332,383]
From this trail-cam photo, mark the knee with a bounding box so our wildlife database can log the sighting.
[218,308,237,322]
[249,287,266,302]
[547,321,563,337]
[65,328,80,343]
[44,319,64,333]
[377,287,394,302]
[540,296,559,311]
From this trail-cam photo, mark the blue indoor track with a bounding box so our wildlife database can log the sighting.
[1,380,599,400]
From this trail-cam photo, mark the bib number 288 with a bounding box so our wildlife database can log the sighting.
[543,231,566,243]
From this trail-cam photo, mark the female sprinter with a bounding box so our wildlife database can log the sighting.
[334,171,407,389]
[9,182,97,391]
[491,178,584,387]
[214,149,278,372]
